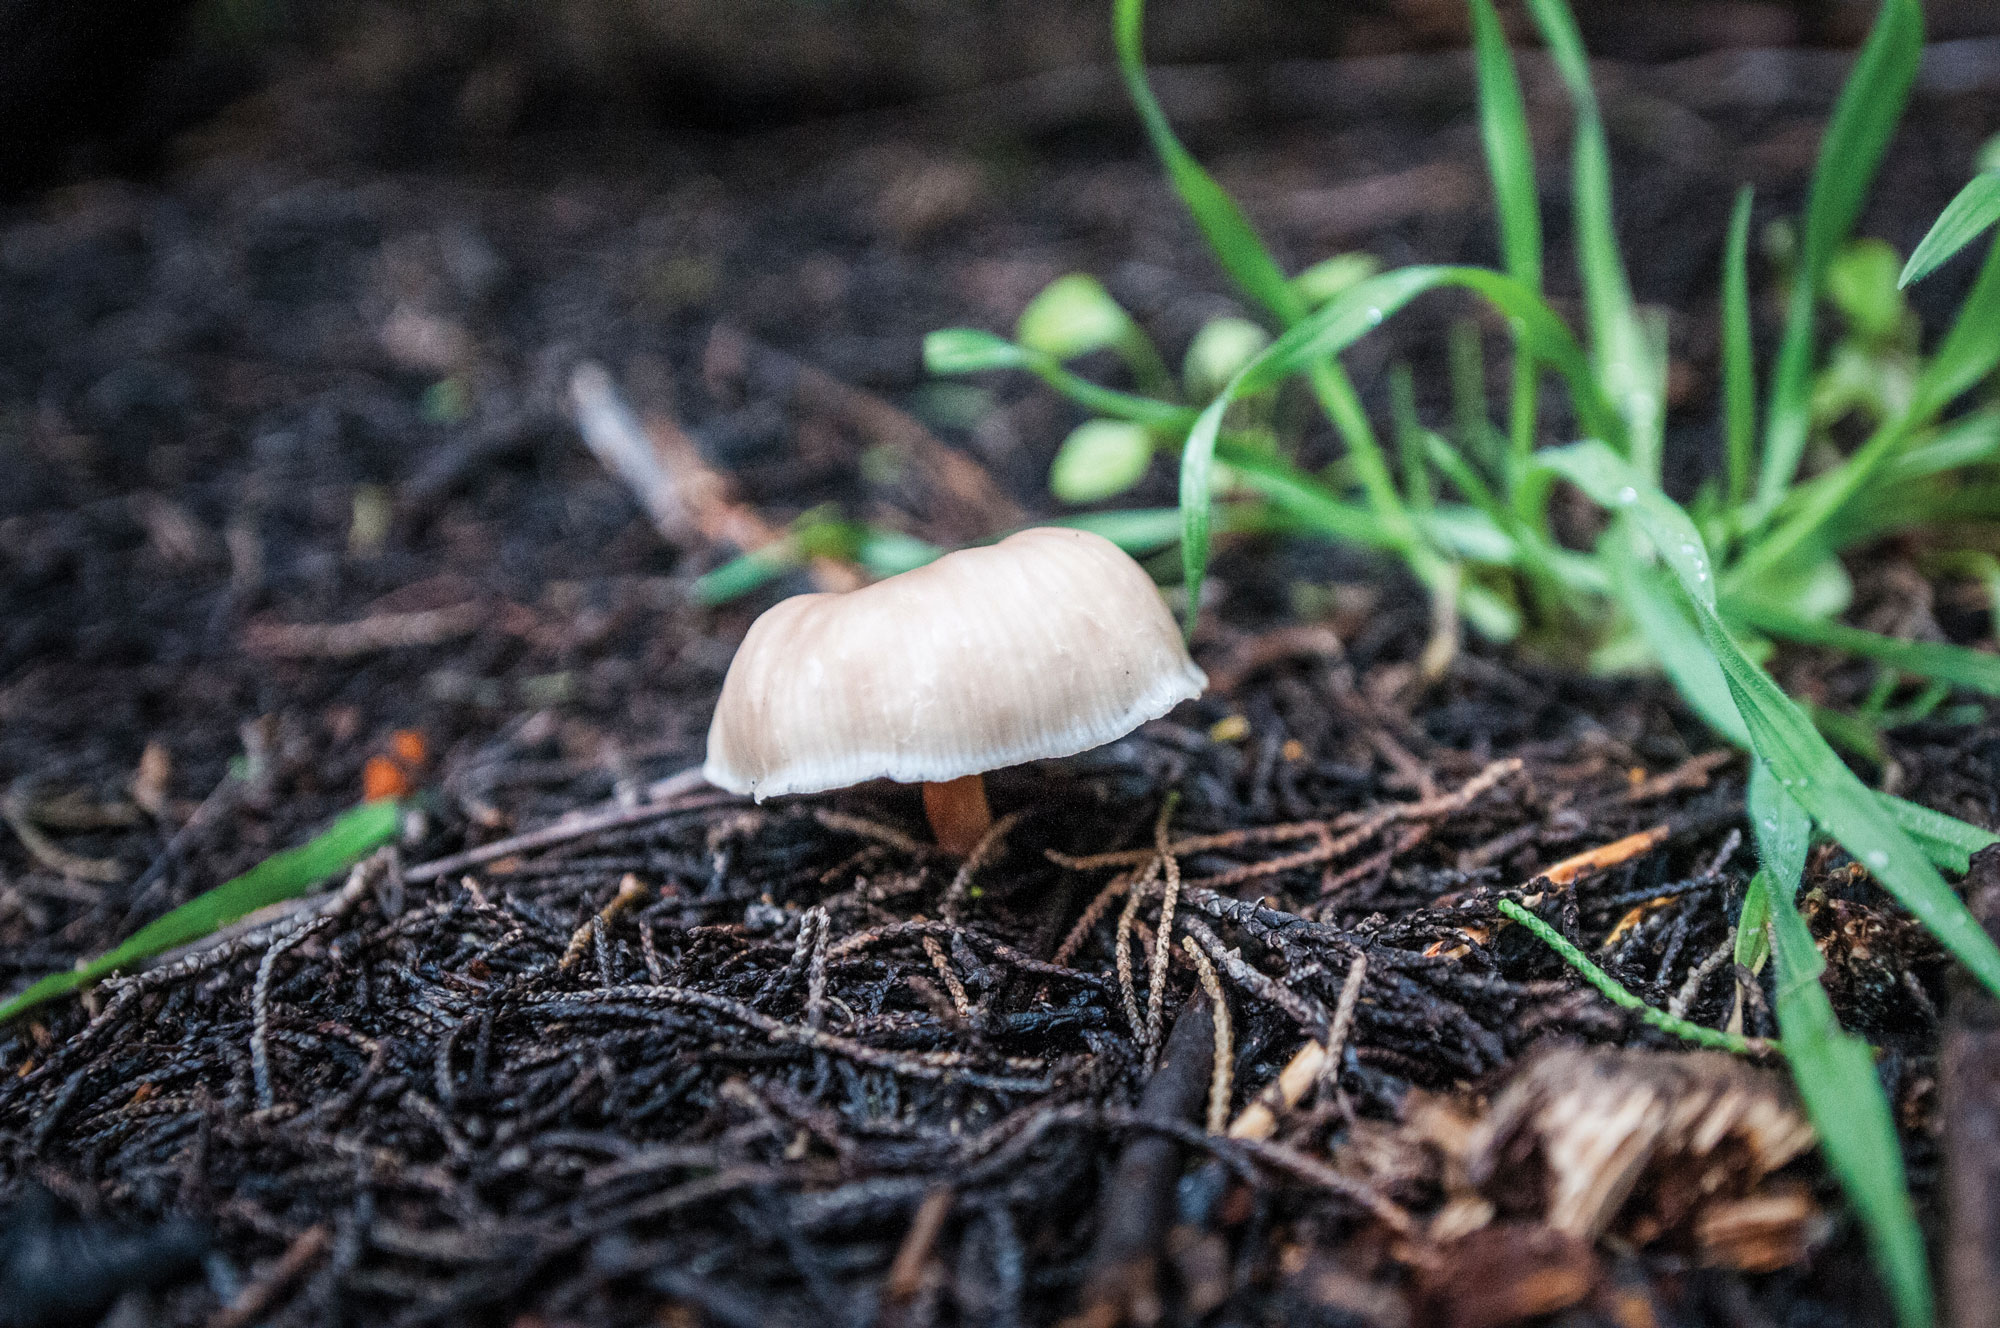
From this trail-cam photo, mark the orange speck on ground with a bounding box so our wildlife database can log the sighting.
[390,729,427,766]
[363,755,410,801]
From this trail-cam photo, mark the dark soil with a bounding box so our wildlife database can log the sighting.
[4,27,2000,1328]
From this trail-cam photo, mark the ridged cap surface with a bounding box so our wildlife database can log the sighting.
[703,527,1206,799]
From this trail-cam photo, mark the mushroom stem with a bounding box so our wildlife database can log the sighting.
[922,775,992,857]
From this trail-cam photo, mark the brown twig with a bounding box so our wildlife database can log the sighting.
[404,778,725,882]
[1064,995,1216,1328]
[1622,749,1734,803]
[883,1185,955,1307]
[1535,824,1672,887]
[243,602,490,659]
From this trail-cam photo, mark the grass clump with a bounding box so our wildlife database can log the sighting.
[924,0,2000,1321]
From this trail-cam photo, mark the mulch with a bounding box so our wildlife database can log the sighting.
[3,28,2000,1328]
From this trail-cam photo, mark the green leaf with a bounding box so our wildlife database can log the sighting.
[1291,253,1383,307]
[1183,317,1272,401]
[1722,187,1758,509]
[1755,0,1923,519]
[1730,602,2000,698]
[1017,274,1130,359]
[925,327,1031,374]
[1016,274,1172,393]
[1827,238,1911,344]
[1524,0,1660,474]
[1908,230,2000,421]
[856,529,943,578]
[1900,170,2000,287]
[1546,439,2000,1004]
[1051,419,1157,504]
[1749,764,1932,1328]
[0,801,401,1024]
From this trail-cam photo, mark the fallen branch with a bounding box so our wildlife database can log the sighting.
[1063,995,1216,1328]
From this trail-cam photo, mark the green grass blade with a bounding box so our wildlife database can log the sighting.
[694,543,800,605]
[0,800,401,1023]
[1722,186,1758,510]
[1211,440,1404,550]
[1468,0,1547,464]
[1469,0,1542,289]
[1908,231,2000,421]
[1749,759,1813,902]
[1876,792,1997,873]
[1593,531,1994,872]
[1545,440,2000,1002]
[1730,602,2000,697]
[1419,505,1521,565]
[1735,234,2000,585]
[1523,0,1660,474]
[1238,267,1616,437]
[1749,763,1932,1328]
[1603,529,1752,747]
[1900,170,2000,287]
[1754,0,1923,519]
[1449,319,1503,472]
[1390,364,1437,512]
[1113,0,1409,543]
[1113,0,1301,325]
[1497,898,1769,1053]
[1044,507,1190,554]
[1177,264,1616,631]
[1886,407,2000,481]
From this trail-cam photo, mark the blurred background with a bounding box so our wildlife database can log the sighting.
[3,0,1999,842]
[8,0,2000,186]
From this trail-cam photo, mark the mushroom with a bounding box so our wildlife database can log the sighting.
[703,526,1206,854]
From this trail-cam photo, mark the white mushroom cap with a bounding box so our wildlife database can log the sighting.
[704,527,1207,800]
